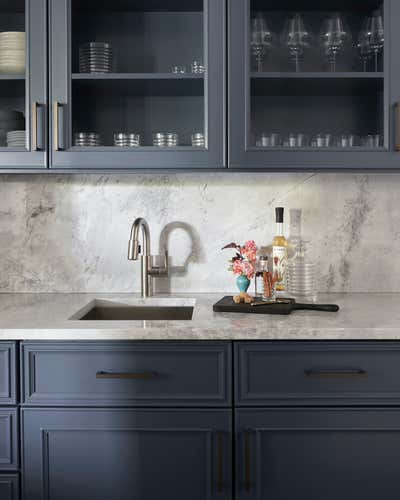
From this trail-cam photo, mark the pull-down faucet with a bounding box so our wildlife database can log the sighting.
[128,217,168,298]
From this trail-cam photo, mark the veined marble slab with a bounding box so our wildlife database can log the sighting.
[0,292,399,340]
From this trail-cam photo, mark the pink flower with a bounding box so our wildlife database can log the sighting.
[232,259,244,275]
[242,240,257,263]
[241,260,255,280]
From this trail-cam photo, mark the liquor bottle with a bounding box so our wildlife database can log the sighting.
[272,207,288,294]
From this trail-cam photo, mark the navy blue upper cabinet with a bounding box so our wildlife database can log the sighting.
[229,0,400,170]
[0,0,47,169]
[49,0,225,170]
[23,408,232,500]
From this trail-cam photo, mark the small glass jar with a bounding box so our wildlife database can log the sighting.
[255,256,276,302]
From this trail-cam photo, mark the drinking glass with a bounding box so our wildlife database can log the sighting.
[281,13,311,72]
[369,10,384,72]
[310,133,333,148]
[258,132,280,147]
[250,13,274,72]
[320,13,351,72]
[361,134,381,148]
[337,134,358,148]
[358,18,373,72]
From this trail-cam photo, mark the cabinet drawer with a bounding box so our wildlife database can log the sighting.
[236,342,400,406]
[0,474,19,500]
[0,343,17,405]
[22,342,231,406]
[0,409,18,470]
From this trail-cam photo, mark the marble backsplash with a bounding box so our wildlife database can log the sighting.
[0,172,397,293]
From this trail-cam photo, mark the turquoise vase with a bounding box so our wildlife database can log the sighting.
[236,275,251,294]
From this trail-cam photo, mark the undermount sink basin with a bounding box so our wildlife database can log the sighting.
[70,298,195,321]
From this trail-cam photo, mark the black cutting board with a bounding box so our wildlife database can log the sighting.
[213,296,339,315]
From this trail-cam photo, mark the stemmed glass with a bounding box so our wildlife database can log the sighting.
[358,18,373,72]
[250,13,274,72]
[320,13,351,72]
[369,10,384,72]
[281,13,311,72]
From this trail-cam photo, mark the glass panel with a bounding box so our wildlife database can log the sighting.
[249,0,385,150]
[0,0,26,150]
[71,0,205,148]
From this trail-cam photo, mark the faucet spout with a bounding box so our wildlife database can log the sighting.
[128,218,151,260]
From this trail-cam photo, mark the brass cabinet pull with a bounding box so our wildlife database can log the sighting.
[304,368,367,378]
[31,101,38,151]
[396,102,400,152]
[53,101,60,151]
[96,371,158,380]
[244,431,251,492]
[216,432,224,493]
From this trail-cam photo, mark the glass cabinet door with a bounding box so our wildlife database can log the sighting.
[229,0,400,169]
[0,0,47,169]
[50,0,225,169]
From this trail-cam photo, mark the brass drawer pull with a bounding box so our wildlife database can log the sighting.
[32,101,38,151]
[244,431,251,492]
[216,432,224,493]
[304,369,368,378]
[96,371,158,380]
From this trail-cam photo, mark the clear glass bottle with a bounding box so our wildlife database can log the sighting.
[287,241,317,302]
[255,256,275,302]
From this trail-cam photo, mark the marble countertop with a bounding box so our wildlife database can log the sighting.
[0,292,398,340]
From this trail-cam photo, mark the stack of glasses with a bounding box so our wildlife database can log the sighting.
[74,132,102,147]
[191,133,205,147]
[7,130,25,148]
[114,133,141,147]
[0,32,25,75]
[153,133,178,147]
[79,42,113,74]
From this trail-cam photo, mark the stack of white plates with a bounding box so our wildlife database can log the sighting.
[0,32,25,75]
[7,130,25,148]
[0,110,24,146]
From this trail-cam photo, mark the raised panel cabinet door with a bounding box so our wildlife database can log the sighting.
[0,474,20,500]
[228,0,400,170]
[0,0,47,170]
[22,408,232,500]
[0,409,19,471]
[237,408,400,500]
[49,0,225,170]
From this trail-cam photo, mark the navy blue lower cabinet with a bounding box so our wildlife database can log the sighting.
[0,474,19,500]
[236,408,400,500]
[22,408,231,500]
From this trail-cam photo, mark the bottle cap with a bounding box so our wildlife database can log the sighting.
[275,207,284,223]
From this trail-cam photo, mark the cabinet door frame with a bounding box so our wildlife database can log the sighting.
[22,407,232,500]
[228,0,400,170]
[0,0,47,170]
[49,0,226,170]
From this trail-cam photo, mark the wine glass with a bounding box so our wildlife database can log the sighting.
[358,17,373,72]
[369,10,384,71]
[320,13,351,72]
[250,13,274,72]
[281,13,311,72]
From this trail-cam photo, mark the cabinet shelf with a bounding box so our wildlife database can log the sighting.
[72,73,204,81]
[251,72,384,79]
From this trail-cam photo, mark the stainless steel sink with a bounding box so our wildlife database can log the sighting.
[70,298,195,321]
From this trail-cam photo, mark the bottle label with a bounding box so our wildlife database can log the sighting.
[273,246,287,290]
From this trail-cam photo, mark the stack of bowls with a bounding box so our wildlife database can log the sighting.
[79,42,113,74]
[153,133,179,147]
[191,133,205,147]
[0,32,25,74]
[114,133,141,147]
[7,130,25,148]
[74,132,102,147]
[0,110,24,146]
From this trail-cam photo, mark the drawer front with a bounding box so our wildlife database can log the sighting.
[22,342,231,406]
[0,474,19,500]
[0,343,17,405]
[0,409,18,470]
[236,342,400,406]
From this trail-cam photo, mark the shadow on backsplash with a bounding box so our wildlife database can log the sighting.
[155,221,205,294]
